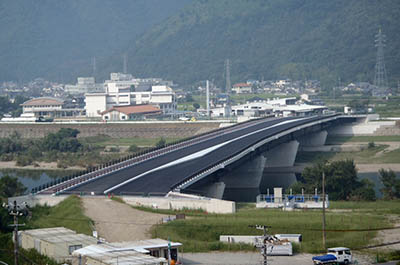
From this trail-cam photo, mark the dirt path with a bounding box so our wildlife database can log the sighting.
[374,215,400,251]
[82,197,167,242]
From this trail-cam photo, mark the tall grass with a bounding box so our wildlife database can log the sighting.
[27,195,93,235]
[151,207,388,253]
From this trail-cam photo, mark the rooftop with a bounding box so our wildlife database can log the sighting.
[101,105,162,116]
[21,97,64,106]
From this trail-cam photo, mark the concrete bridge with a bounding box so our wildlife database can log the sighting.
[34,114,352,201]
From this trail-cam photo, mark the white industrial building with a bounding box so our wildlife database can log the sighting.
[209,97,327,118]
[18,227,98,263]
[72,239,182,265]
[85,73,176,117]
[65,77,104,95]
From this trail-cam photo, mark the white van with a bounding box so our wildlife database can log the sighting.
[327,247,352,264]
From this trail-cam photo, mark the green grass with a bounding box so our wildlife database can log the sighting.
[27,195,93,235]
[296,145,394,164]
[151,203,389,253]
[330,200,400,215]
[327,135,400,144]
[81,135,183,148]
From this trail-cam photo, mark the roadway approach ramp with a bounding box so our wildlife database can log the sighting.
[56,115,340,200]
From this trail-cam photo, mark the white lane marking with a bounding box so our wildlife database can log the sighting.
[103,117,312,194]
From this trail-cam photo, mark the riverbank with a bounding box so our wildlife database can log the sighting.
[0,161,85,170]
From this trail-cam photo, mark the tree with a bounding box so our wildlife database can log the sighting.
[292,159,375,201]
[128,144,139,152]
[156,137,166,148]
[379,169,400,199]
[193,103,200,110]
[0,175,27,198]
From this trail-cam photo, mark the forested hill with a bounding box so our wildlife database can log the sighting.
[0,0,191,82]
[116,0,400,88]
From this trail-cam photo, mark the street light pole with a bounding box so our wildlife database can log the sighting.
[322,170,326,251]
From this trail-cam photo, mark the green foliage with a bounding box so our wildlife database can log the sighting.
[293,160,375,200]
[152,204,387,253]
[28,195,93,235]
[123,0,400,87]
[0,175,27,198]
[379,169,400,199]
[128,144,140,153]
[0,0,191,82]
[43,128,81,152]
[156,137,166,148]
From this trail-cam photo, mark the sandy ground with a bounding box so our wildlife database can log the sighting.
[374,215,400,251]
[81,197,167,242]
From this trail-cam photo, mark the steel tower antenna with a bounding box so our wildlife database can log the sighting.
[374,28,388,96]
[224,59,232,117]
[92,56,97,78]
[123,53,128,74]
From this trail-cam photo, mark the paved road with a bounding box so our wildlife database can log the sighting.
[180,252,374,265]
[64,115,336,195]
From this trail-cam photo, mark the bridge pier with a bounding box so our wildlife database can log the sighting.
[259,140,300,197]
[221,154,267,202]
[298,130,328,151]
[198,182,226,199]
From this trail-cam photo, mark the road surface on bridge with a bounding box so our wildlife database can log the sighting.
[62,115,333,195]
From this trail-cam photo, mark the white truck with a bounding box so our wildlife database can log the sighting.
[312,247,352,264]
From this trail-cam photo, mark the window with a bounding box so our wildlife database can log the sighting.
[68,244,83,254]
[345,250,351,255]
[338,251,343,255]
[150,249,160,257]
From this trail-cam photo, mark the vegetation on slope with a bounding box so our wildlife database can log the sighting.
[122,0,400,88]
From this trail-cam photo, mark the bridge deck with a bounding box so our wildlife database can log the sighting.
[38,115,338,196]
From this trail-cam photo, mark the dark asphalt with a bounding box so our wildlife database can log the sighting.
[68,115,335,195]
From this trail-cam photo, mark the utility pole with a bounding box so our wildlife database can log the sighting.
[249,225,272,265]
[3,201,26,265]
[322,170,326,251]
[206,80,210,118]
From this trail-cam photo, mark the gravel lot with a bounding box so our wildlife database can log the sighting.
[82,197,167,242]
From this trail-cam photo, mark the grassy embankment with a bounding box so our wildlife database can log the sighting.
[28,195,93,235]
[116,199,397,254]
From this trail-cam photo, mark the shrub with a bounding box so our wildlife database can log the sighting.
[368,141,375,148]
[16,155,33,167]
[128,144,140,153]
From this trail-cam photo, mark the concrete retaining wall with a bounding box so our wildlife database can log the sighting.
[8,194,69,207]
[329,121,396,136]
[122,196,236,214]
[0,122,222,139]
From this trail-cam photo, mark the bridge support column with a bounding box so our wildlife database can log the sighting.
[260,140,300,195]
[298,130,328,151]
[221,154,267,202]
[200,182,226,199]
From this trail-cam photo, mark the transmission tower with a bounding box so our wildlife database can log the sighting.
[123,53,128,74]
[224,59,231,117]
[92,57,97,78]
[374,29,388,96]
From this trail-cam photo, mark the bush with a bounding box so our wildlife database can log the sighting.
[368,141,375,148]
[156,137,166,148]
[128,144,140,153]
[16,155,33,167]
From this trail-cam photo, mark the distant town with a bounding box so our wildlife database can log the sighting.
[1,70,390,124]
